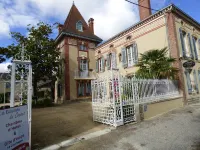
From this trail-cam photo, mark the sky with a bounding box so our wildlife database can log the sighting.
[0,0,200,72]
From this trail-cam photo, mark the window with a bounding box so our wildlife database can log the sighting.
[79,44,87,51]
[78,82,91,97]
[182,31,190,56]
[179,28,193,58]
[106,52,117,70]
[6,82,10,89]
[76,21,83,32]
[86,82,91,96]
[121,43,138,68]
[96,57,104,72]
[99,58,103,72]
[185,70,199,94]
[78,82,85,96]
[80,59,88,71]
[192,36,199,60]
[80,59,88,77]
[185,70,192,94]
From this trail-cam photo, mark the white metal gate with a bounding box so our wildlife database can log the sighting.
[92,70,180,126]
[0,45,32,147]
[91,70,134,126]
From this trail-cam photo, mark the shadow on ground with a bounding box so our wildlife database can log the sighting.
[32,101,106,150]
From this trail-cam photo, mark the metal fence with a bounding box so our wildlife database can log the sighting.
[121,78,179,104]
[92,70,180,126]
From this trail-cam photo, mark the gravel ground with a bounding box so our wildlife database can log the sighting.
[32,101,106,150]
[65,104,200,150]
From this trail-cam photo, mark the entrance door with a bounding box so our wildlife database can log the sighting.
[80,59,88,77]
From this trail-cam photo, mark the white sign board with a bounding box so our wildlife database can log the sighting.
[0,105,29,150]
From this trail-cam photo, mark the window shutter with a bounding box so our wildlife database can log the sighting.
[96,60,99,73]
[107,54,110,70]
[188,33,194,59]
[198,39,200,60]
[111,52,117,69]
[192,36,198,60]
[121,47,128,68]
[133,43,138,64]
[193,70,199,93]
[198,70,200,84]
[102,57,105,72]
[179,28,186,57]
[185,71,192,94]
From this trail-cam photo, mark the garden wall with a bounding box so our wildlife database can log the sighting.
[140,97,183,120]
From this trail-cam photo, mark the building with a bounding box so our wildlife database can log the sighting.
[95,0,200,105]
[55,3,102,102]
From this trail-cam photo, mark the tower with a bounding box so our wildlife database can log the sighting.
[55,3,102,102]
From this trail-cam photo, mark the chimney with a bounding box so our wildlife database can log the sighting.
[88,18,94,34]
[138,0,152,20]
[58,24,64,33]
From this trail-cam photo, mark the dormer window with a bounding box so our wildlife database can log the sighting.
[76,21,83,32]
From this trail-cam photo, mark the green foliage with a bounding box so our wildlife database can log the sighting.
[136,47,178,79]
[0,92,10,103]
[0,22,60,99]
[0,47,9,63]
[32,98,54,108]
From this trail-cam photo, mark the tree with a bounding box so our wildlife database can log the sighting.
[0,22,60,101]
[0,47,9,63]
[136,47,178,79]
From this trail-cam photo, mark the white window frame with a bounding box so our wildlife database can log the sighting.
[126,45,135,67]
[98,58,103,72]
[80,59,88,71]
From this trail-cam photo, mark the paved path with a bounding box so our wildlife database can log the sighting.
[64,104,200,150]
[32,102,106,150]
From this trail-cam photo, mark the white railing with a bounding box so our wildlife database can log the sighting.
[74,70,95,79]
[121,78,179,104]
[92,70,181,126]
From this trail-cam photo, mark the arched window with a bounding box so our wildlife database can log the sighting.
[76,21,83,32]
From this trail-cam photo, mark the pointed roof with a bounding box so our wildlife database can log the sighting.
[57,4,102,43]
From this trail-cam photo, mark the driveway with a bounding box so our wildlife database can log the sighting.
[65,103,200,150]
[32,101,106,150]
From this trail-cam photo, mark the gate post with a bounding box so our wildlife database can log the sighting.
[118,72,124,125]
[10,63,16,107]
[27,63,32,148]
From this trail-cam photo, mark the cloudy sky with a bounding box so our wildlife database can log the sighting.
[0,0,200,72]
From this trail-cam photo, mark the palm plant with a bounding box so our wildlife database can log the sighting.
[136,47,178,79]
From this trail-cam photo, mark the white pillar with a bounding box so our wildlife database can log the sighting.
[10,63,16,107]
[27,64,32,148]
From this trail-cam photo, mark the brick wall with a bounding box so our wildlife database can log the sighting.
[64,37,70,100]
[166,12,187,104]
[138,0,152,20]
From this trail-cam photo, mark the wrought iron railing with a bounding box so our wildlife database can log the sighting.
[120,79,179,104]
[92,70,181,126]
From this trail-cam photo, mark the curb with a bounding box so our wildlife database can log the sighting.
[42,127,115,150]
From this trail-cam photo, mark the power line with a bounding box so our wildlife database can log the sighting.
[125,0,159,12]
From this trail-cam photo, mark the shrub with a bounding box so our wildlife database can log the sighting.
[32,98,54,108]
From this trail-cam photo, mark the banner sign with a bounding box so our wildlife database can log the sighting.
[0,105,29,150]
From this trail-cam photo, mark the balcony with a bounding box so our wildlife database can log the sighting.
[74,70,96,80]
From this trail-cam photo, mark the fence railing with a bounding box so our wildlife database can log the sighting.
[92,70,181,126]
[120,78,179,104]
